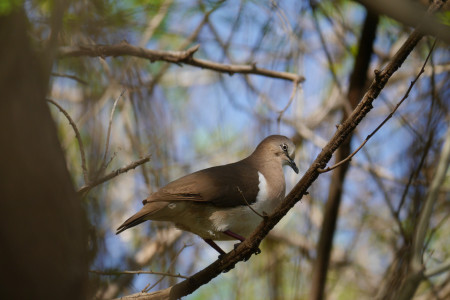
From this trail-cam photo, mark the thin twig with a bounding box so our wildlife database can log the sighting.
[236,186,266,219]
[89,269,189,279]
[102,89,125,170]
[396,133,433,215]
[59,43,305,83]
[47,99,89,184]
[77,155,151,194]
[139,0,173,47]
[277,79,300,131]
[311,7,344,95]
[318,40,437,173]
[142,243,191,293]
[50,72,88,85]
[424,260,450,278]
[104,150,118,171]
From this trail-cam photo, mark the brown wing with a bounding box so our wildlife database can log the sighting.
[145,160,260,207]
[116,160,260,234]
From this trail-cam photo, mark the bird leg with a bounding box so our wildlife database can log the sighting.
[203,238,226,258]
[223,230,261,260]
[203,238,236,272]
[223,230,245,242]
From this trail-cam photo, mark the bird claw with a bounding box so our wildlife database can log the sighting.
[218,252,236,272]
[222,264,235,273]
[220,245,262,271]
[243,247,262,261]
[233,243,261,261]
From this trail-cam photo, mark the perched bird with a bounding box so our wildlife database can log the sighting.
[116,135,298,257]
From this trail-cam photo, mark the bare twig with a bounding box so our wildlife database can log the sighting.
[236,186,266,219]
[424,260,450,278]
[318,40,437,174]
[59,43,305,83]
[277,79,300,131]
[50,72,88,85]
[89,269,188,279]
[47,98,89,184]
[311,7,344,95]
[101,89,125,170]
[77,155,151,194]
[139,0,174,47]
[141,244,191,293]
[396,133,434,215]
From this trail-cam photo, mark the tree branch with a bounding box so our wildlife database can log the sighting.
[90,270,188,279]
[58,43,305,83]
[318,40,436,174]
[424,260,450,278]
[101,89,125,170]
[47,98,89,184]
[51,72,88,85]
[78,155,151,194]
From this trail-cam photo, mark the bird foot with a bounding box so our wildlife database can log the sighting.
[217,253,236,273]
[233,242,261,261]
[222,264,236,273]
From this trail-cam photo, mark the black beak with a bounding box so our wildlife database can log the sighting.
[287,154,299,174]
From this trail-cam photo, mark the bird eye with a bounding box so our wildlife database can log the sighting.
[281,143,288,152]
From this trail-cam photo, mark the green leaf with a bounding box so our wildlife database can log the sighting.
[0,0,23,15]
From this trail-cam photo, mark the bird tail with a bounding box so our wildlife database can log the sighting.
[116,210,149,234]
[116,201,168,234]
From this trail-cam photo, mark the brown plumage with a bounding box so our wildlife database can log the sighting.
[116,135,298,256]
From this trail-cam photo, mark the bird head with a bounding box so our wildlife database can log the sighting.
[253,135,299,174]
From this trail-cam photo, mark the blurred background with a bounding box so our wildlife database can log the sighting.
[1,0,449,299]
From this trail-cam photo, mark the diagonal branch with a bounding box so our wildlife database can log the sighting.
[47,98,89,184]
[58,43,305,83]
[90,269,188,279]
[78,155,151,195]
[318,40,436,174]
[101,89,125,170]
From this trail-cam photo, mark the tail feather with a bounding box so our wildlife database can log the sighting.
[116,201,168,234]
[116,216,146,234]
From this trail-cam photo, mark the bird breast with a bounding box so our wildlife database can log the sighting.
[207,171,285,239]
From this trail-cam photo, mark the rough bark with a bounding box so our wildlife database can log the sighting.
[0,7,88,299]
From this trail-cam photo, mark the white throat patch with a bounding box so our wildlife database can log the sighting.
[255,171,269,204]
